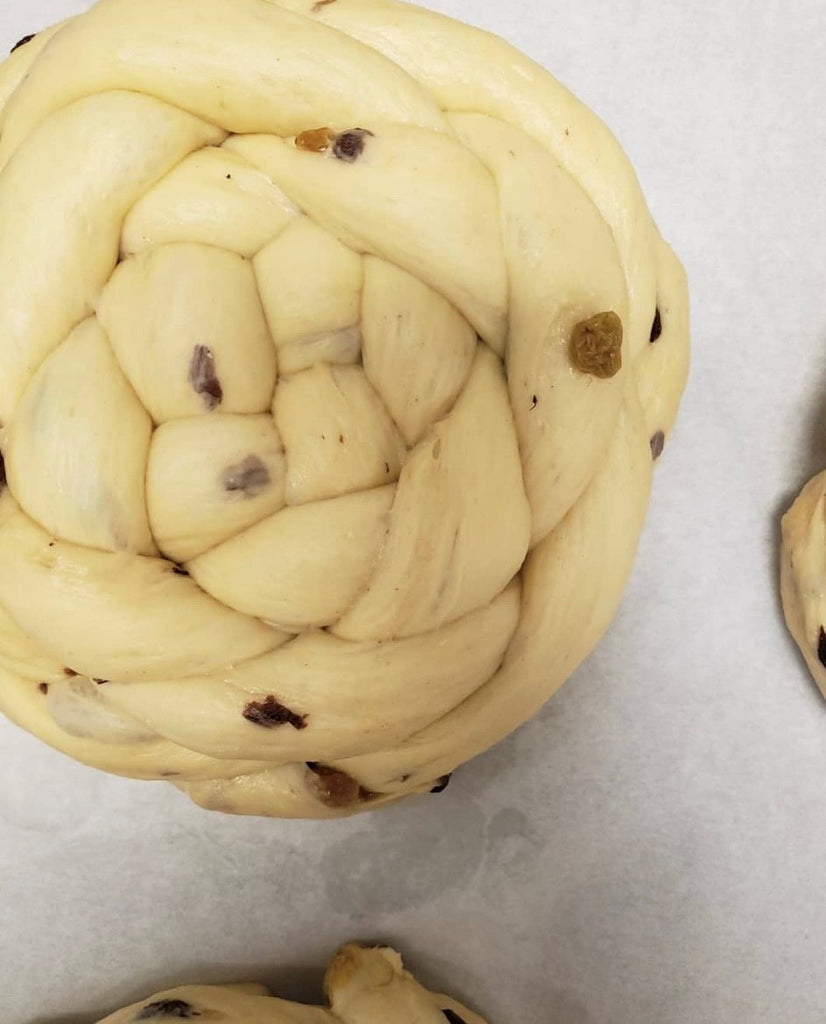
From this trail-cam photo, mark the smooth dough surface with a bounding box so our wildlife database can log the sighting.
[94,944,486,1024]
[0,0,689,818]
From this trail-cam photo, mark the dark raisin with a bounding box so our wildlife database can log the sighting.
[650,431,665,461]
[39,683,49,695]
[11,33,36,54]
[243,696,307,731]
[530,394,538,409]
[430,774,452,794]
[818,628,826,669]
[442,1011,468,1024]
[221,455,270,497]
[63,667,78,678]
[333,128,374,163]
[134,1000,200,1020]
[0,450,6,489]
[650,307,663,343]
[306,762,368,807]
[188,345,223,410]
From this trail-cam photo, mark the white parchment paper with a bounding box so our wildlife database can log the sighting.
[1,1,825,1022]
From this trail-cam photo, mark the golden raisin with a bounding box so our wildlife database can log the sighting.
[295,127,335,153]
[306,763,368,807]
[569,311,624,379]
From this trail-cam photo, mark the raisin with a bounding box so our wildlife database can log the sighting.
[134,1000,200,1020]
[39,683,49,695]
[11,34,36,54]
[306,763,371,808]
[296,127,335,152]
[442,1011,468,1024]
[333,129,374,163]
[650,431,665,461]
[188,345,223,410]
[569,312,623,379]
[650,307,663,343]
[221,456,270,497]
[243,696,307,731]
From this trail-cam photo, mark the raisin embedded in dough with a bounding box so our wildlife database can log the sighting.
[569,311,624,379]
[306,762,372,808]
[295,127,335,153]
[134,1001,200,1020]
[650,306,663,343]
[243,696,307,731]
[650,431,666,461]
[333,128,374,163]
[221,455,271,497]
[188,345,223,410]
[10,33,36,54]
[443,1011,469,1024]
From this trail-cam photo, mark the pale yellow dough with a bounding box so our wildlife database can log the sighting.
[93,944,486,1024]
[0,0,689,818]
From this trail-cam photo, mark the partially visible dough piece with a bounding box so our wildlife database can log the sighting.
[781,471,826,694]
[92,944,486,1024]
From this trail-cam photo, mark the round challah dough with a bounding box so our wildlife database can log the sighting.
[94,944,486,1024]
[0,0,689,818]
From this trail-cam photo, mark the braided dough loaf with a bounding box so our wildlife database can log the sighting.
[94,944,486,1024]
[0,0,689,818]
